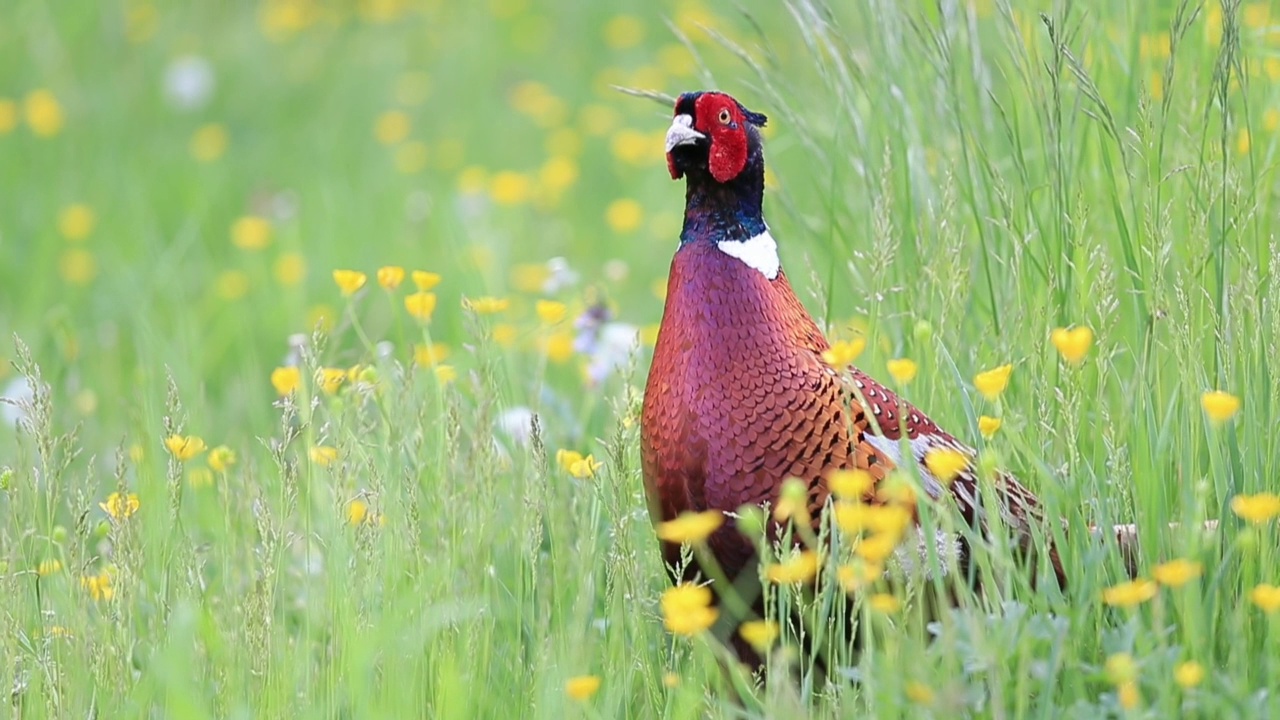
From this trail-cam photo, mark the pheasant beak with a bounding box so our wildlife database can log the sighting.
[664,114,704,152]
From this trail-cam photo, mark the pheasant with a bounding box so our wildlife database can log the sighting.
[640,91,1067,658]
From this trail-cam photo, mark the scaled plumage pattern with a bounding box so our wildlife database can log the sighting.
[641,91,1064,660]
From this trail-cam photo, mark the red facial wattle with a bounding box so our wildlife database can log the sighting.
[665,91,754,183]
[694,93,749,183]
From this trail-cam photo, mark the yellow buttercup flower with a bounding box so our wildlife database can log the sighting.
[538,155,578,194]
[394,141,429,174]
[875,474,918,506]
[124,3,156,42]
[377,266,405,290]
[976,415,1002,439]
[905,682,935,705]
[433,365,457,384]
[868,592,901,614]
[556,449,601,479]
[1106,655,1141,709]
[411,270,441,291]
[413,343,450,366]
[765,550,820,584]
[164,435,207,461]
[1230,492,1280,524]
[271,366,302,396]
[603,14,644,49]
[609,128,650,163]
[535,299,567,325]
[274,253,306,286]
[923,447,968,485]
[1117,681,1140,710]
[99,492,141,519]
[1102,579,1157,607]
[207,445,236,472]
[373,110,411,145]
[1050,326,1093,364]
[854,532,901,564]
[1267,107,1280,131]
[211,269,247,300]
[332,270,367,297]
[835,502,911,537]
[58,204,96,241]
[827,468,874,499]
[1152,558,1201,588]
[308,306,333,331]
[456,165,488,194]
[316,368,345,394]
[37,559,63,576]
[1244,2,1270,28]
[344,364,362,384]
[656,510,723,544]
[24,89,63,137]
[660,583,718,636]
[489,170,531,205]
[541,331,575,362]
[231,216,272,250]
[508,81,567,126]
[1105,652,1137,684]
[404,292,438,322]
[59,249,97,285]
[605,198,644,233]
[836,562,883,592]
[309,446,339,466]
[886,358,917,384]
[190,123,229,162]
[1139,32,1172,60]
[1251,583,1280,613]
[81,571,114,601]
[579,103,621,136]
[463,296,510,315]
[821,338,867,367]
[346,499,369,525]
[565,675,601,701]
[640,324,660,346]
[738,620,780,651]
[258,0,311,40]
[1201,390,1241,423]
[1174,661,1204,689]
[973,364,1012,400]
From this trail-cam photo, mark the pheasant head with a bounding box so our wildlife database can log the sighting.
[664,90,769,184]
[663,91,778,278]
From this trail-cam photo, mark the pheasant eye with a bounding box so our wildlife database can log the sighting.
[718,108,731,125]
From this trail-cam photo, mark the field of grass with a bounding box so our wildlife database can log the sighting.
[2,0,1280,716]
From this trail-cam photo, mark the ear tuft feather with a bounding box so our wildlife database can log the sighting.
[743,109,768,127]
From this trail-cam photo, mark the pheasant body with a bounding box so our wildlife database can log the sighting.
[641,92,1064,656]
[641,240,894,579]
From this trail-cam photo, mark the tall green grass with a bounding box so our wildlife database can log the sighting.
[2,0,1278,716]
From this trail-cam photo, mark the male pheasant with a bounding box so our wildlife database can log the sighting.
[640,91,1065,655]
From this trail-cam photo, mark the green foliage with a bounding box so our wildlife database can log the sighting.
[1,0,1279,717]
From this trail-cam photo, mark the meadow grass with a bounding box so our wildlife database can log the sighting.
[2,0,1279,717]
